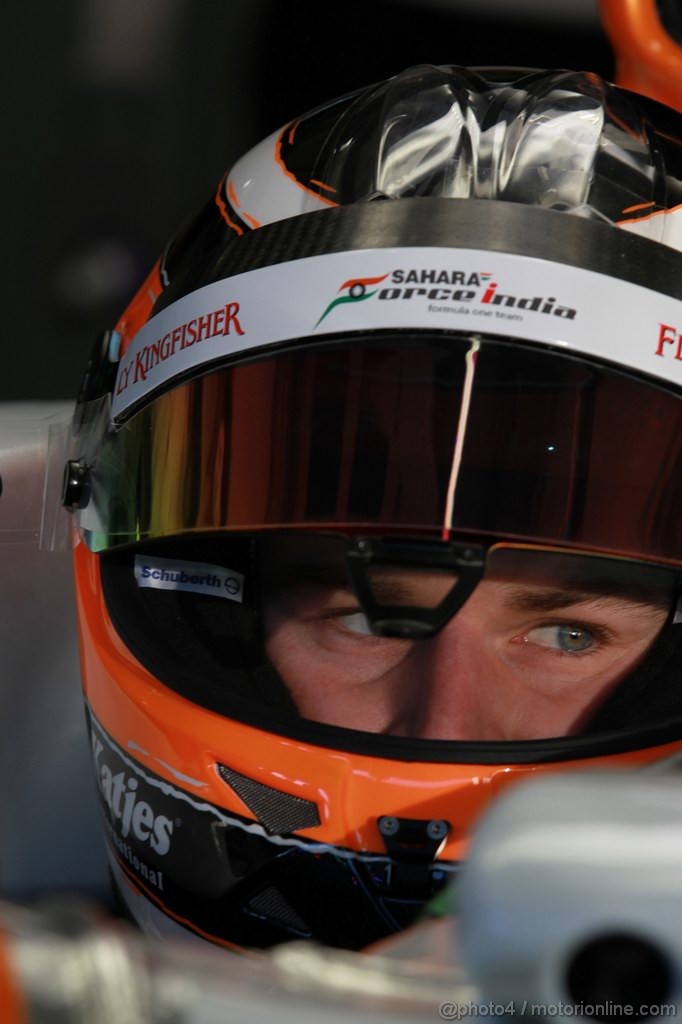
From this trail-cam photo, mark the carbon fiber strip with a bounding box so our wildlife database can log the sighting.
[155,199,682,318]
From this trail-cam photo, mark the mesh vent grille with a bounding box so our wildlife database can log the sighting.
[217,764,321,835]
[246,887,312,935]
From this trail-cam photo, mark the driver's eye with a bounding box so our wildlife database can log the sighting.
[526,623,598,654]
[337,611,374,636]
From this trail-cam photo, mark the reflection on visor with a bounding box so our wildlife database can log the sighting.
[78,335,682,566]
[260,534,680,742]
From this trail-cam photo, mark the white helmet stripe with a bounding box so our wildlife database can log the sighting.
[618,203,682,251]
[224,127,335,229]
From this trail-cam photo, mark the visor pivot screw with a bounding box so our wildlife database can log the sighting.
[426,819,449,841]
[61,459,90,511]
[378,816,400,837]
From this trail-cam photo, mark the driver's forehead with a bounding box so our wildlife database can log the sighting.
[261,544,670,618]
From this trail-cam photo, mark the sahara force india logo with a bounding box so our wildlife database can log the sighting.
[315,274,390,326]
[315,268,577,326]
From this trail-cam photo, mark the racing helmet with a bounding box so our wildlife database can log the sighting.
[65,66,682,951]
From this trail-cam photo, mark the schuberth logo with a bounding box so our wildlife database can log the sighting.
[134,555,244,602]
[315,268,577,325]
[116,301,245,397]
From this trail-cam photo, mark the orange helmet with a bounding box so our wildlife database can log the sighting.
[64,66,682,951]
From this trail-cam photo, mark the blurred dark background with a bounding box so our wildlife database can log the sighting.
[1,0,612,400]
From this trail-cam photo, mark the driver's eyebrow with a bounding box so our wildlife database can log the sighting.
[272,563,439,605]
[271,561,349,590]
[502,586,667,615]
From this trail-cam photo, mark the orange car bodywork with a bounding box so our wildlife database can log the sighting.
[601,0,682,112]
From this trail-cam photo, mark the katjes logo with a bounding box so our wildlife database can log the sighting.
[315,268,577,324]
[92,735,174,856]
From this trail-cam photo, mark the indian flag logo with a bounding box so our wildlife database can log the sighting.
[315,274,389,327]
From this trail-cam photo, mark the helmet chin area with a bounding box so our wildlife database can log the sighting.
[68,65,682,951]
[75,532,682,950]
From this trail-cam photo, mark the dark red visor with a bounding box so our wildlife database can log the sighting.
[80,334,682,565]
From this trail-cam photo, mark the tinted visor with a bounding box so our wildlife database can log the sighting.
[81,334,682,564]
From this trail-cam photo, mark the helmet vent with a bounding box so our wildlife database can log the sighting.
[245,887,312,936]
[217,764,321,835]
